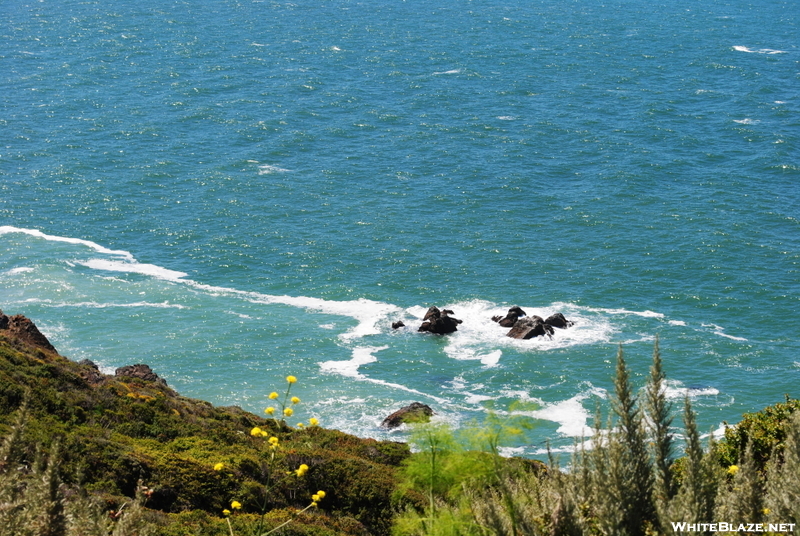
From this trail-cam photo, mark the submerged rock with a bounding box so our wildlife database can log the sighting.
[381,402,434,429]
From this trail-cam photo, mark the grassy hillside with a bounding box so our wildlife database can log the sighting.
[2,311,798,536]
[0,312,409,535]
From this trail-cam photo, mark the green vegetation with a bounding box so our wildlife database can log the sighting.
[0,330,409,535]
[1,319,798,535]
[390,340,800,535]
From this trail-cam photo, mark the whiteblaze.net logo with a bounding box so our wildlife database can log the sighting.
[670,522,796,533]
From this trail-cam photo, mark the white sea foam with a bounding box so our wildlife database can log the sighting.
[733,45,787,54]
[424,300,618,363]
[78,259,189,281]
[0,226,134,259]
[46,301,186,309]
[668,320,686,326]
[319,345,385,378]
[703,323,747,341]
[733,118,760,125]
[663,379,720,399]
[3,226,401,342]
[433,69,461,75]
[257,164,291,174]
[531,395,595,437]
[6,267,35,275]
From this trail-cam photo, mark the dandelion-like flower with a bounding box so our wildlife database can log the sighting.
[286,375,297,384]
[222,509,231,516]
[316,490,326,499]
[250,426,263,437]
[214,462,225,471]
[309,417,319,426]
[265,406,275,415]
[727,465,739,476]
[269,392,279,400]
[291,396,300,404]
[268,436,279,446]
[312,494,320,502]
[284,407,294,417]
[295,463,309,477]
[297,422,304,428]
[231,500,242,510]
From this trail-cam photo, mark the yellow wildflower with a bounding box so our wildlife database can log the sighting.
[222,509,231,516]
[213,462,225,471]
[312,494,320,502]
[291,396,300,404]
[295,463,309,477]
[268,436,279,446]
[286,375,297,384]
[269,392,279,400]
[727,465,739,476]
[264,406,275,415]
[250,427,263,437]
[260,430,269,437]
[316,490,326,499]
[297,422,304,428]
[231,500,242,510]
[284,407,294,417]
[763,508,770,515]
[309,417,319,426]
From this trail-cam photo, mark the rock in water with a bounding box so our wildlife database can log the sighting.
[418,306,462,334]
[493,306,527,327]
[506,316,554,339]
[381,402,435,429]
[544,312,574,328]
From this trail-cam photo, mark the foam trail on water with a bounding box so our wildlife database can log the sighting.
[319,346,385,378]
[77,259,189,281]
[320,346,449,404]
[1,227,401,341]
[733,45,787,54]
[0,226,134,258]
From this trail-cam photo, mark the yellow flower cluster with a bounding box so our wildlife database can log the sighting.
[310,490,326,506]
[727,464,739,476]
[295,463,309,477]
[261,374,320,430]
[213,462,225,471]
[250,426,269,437]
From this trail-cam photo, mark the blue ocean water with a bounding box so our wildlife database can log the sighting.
[1,0,798,456]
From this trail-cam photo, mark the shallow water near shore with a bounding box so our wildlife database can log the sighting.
[1,0,798,456]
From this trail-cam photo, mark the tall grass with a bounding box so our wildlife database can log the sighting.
[393,342,800,536]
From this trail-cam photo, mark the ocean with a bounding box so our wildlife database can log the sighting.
[1,0,798,457]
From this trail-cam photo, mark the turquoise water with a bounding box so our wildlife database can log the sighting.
[1,0,798,456]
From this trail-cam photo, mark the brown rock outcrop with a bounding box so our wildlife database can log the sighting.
[381,402,434,429]
[0,309,58,353]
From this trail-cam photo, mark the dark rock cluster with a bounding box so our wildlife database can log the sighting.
[115,363,169,387]
[417,306,462,335]
[492,307,574,340]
